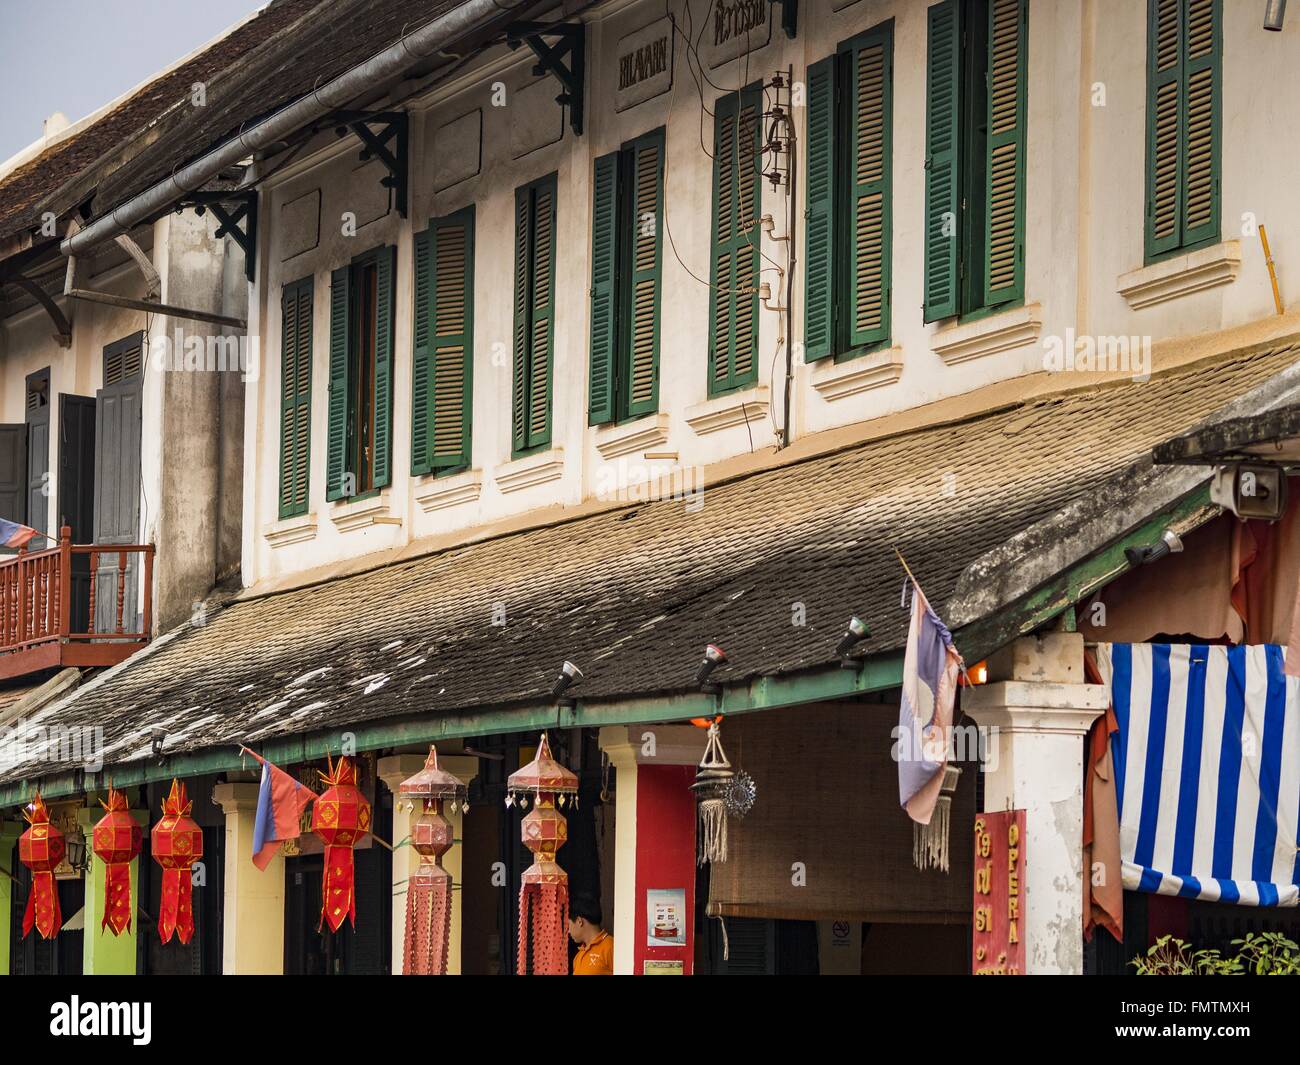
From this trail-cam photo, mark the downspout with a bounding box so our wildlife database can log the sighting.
[62,0,531,258]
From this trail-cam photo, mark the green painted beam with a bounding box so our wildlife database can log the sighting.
[0,656,905,806]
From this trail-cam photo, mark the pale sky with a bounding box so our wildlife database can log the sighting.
[0,0,269,162]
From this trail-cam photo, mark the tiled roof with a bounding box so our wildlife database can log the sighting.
[2,342,1298,784]
[0,0,320,242]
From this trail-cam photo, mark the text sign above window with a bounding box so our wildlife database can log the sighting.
[615,17,673,111]
[701,0,772,68]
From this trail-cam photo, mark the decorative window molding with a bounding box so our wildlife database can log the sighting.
[595,413,671,459]
[685,385,770,437]
[496,448,565,494]
[1117,240,1240,310]
[415,469,484,513]
[812,348,904,402]
[931,303,1043,367]
[330,493,400,532]
[264,513,318,547]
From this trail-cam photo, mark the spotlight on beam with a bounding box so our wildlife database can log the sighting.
[835,616,871,665]
[1124,528,1184,569]
[551,660,583,706]
[696,644,727,693]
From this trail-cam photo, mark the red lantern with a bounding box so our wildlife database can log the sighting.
[91,787,142,936]
[18,791,65,940]
[151,779,204,945]
[311,756,372,932]
[507,733,578,975]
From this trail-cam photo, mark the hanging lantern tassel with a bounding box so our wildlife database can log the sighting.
[913,765,962,872]
[691,722,735,865]
[508,733,578,975]
[152,779,204,945]
[311,755,372,933]
[18,791,65,940]
[398,745,466,975]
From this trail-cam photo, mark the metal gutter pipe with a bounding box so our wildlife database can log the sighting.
[62,0,530,257]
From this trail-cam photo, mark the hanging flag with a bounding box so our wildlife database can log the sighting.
[897,578,963,826]
[0,518,37,549]
[243,748,316,870]
[1098,642,1300,906]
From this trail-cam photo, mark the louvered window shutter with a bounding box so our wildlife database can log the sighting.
[1145,0,1220,260]
[708,86,762,395]
[1179,0,1220,248]
[803,55,836,362]
[372,245,396,489]
[588,152,619,426]
[278,278,313,518]
[411,227,434,474]
[923,0,961,323]
[625,128,664,419]
[982,0,1028,308]
[511,187,529,454]
[430,209,474,470]
[847,26,893,350]
[325,265,350,501]
[511,175,557,454]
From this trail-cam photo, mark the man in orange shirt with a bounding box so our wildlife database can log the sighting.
[568,896,613,975]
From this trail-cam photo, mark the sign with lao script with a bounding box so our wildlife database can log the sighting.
[971,809,1026,975]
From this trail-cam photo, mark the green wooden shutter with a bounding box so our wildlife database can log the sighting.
[923,0,961,323]
[982,0,1028,308]
[512,175,557,454]
[1145,0,1183,258]
[803,55,836,363]
[1180,0,1220,249]
[847,26,893,349]
[588,152,619,426]
[325,265,350,501]
[411,227,434,475]
[278,278,312,518]
[372,245,395,489]
[707,85,762,395]
[626,128,664,418]
[430,208,474,470]
[511,186,529,454]
[528,175,556,449]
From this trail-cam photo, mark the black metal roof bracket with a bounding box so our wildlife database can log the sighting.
[332,111,410,221]
[775,0,798,39]
[177,190,259,283]
[506,21,585,137]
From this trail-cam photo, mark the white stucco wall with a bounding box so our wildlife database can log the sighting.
[246,0,1300,588]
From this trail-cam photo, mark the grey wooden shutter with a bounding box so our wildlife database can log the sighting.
[0,424,27,527]
[93,334,143,633]
[25,369,50,534]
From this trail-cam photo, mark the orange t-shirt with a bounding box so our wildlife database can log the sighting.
[572,931,614,975]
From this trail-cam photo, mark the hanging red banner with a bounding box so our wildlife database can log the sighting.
[311,756,372,933]
[18,791,65,940]
[971,809,1026,975]
[92,787,142,936]
[152,779,204,945]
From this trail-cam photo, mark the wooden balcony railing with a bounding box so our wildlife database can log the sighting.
[0,525,155,680]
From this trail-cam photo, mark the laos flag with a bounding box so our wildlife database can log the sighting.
[244,748,316,870]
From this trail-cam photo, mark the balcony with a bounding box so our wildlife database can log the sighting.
[0,526,155,680]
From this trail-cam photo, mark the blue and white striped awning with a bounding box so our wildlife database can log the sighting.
[1096,643,1300,906]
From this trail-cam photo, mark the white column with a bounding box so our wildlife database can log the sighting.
[439,755,480,976]
[378,754,424,977]
[213,782,284,974]
[962,633,1108,975]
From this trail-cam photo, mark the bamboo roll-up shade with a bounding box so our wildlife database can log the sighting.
[707,702,974,923]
